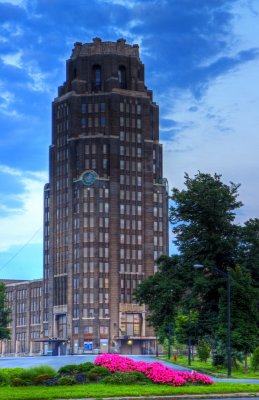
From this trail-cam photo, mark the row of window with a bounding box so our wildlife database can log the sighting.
[120,249,142,260]
[81,102,105,114]
[120,175,142,186]
[81,116,106,128]
[120,102,141,114]
[120,143,142,158]
[120,264,143,274]
[73,307,110,319]
[73,325,109,335]
[73,261,109,273]
[56,103,69,119]
[120,234,142,245]
[120,190,142,201]
[120,204,142,215]
[120,117,141,129]
[73,292,109,304]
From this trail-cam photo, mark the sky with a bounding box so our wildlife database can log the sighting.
[0,0,259,280]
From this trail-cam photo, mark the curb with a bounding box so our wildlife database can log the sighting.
[58,394,259,400]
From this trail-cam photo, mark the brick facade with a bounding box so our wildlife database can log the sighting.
[1,38,168,356]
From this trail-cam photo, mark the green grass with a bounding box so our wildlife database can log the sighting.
[0,383,258,399]
[162,355,259,379]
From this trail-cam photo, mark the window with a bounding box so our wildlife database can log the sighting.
[118,66,126,89]
[92,65,101,91]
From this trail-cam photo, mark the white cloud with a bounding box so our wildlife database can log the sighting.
[0,165,47,252]
[0,50,50,92]
[0,0,28,9]
[162,56,259,225]
[1,51,23,68]
[0,84,20,117]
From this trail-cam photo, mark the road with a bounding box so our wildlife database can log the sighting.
[0,354,259,384]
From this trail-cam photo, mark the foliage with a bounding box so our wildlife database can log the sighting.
[0,282,12,340]
[197,340,211,363]
[0,368,23,379]
[238,218,259,287]
[251,347,259,371]
[94,353,213,386]
[102,371,150,385]
[175,309,199,345]
[134,255,187,340]
[87,366,111,382]
[170,172,242,270]
[11,377,30,386]
[77,362,95,372]
[0,371,10,386]
[57,376,77,386]
[217,266,258,355]
[13,365,56,385]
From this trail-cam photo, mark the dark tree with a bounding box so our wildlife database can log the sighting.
[134,255,186,341]
[238,218,259,287]
[170,172,242,271]
[0,282,11,340]
[217,266,259,366]
[169,172,243,338]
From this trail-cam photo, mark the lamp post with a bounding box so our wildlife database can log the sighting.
[193,264,231,378]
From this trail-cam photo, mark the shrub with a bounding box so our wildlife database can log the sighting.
[87,366,111,380]
[90,366,111,376]
[197,340,210,363]
[11,377,30,386]
[251,347,259,371]
[212,351,225,366]
[12,365,56,386]
[34,373,53,385]
[103,371,150,385]
[58,376,77,386]
[58,364,79,375]
[77,362,95,372]
[0,371,10,386]
[0,368,23,380]
[74,372,87,384]
[43,376,59,386]
[87,371,99,382]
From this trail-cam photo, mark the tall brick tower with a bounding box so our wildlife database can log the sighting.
[43,38,168,355]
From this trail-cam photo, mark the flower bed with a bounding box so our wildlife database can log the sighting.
[95,354,214,386]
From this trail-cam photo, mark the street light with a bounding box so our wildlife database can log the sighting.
[193,264,231,378]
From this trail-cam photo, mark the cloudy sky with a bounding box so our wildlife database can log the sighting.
[0,0,258,280]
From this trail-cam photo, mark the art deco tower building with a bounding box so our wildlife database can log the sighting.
[43,38,168,355]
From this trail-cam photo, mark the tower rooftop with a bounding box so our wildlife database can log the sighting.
[71,37,140,59]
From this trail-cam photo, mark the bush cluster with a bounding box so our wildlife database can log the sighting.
[0,355,214,387]
[0,362,113,387]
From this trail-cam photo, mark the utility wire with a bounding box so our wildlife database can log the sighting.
[0,227,42,274]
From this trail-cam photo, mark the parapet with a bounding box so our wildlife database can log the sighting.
[71,37,140,59]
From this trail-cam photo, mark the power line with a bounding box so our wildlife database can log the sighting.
[0,227,42,274]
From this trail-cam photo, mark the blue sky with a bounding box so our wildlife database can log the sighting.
[0,0,259,280]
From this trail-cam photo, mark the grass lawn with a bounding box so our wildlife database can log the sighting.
[161,355,259,379]
[0,382,258,399]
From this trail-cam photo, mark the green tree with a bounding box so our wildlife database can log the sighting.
[175,309,198,345]
[169,172,243,338]
[0,282,11,340]
[197,339,211,363]
[170,172,242,271]
[134,255,186,341]
[217,266,258,366]
[238,218,259,287]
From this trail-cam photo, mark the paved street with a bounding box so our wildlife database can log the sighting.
[0,354,259,384]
